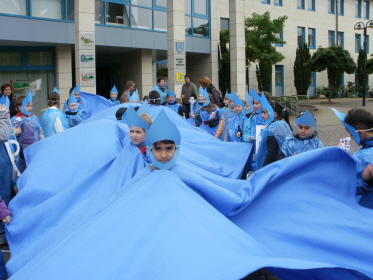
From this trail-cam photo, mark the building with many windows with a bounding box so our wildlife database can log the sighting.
[0,0,371,117]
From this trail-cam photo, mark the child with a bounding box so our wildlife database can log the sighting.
[40,91,69,137]
[224,92,246,142]
[279,110,323,159]
[126,105,152,165]
[332,108,373,209]
[197,88,220,135]
[129,89,141,104]
[215,93,235,140]
[242,91,254,142]
[65,93,89,128]
[163,90,183,116]
[63,86,88,118]
[108,85,120,106]
[189,89,205,127]
[246,87,267,143]
[13,91,44,173]
[255,95,292,169]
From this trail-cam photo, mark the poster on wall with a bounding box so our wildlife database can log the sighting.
[80,69,95,87]
[79,50,95,68]
[79,33,95,50]
[175,72,186,84]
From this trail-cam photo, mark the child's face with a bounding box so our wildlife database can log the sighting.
[234,105,242,114]
[168,96,174,102]
[244,102,250,112]
[198,94,204,102]
[253,100,261,111]
[261,109,268,121]
[131,100,138,103]
[110,92,117,99]
[297,124,313,138]
[24,102,32,113]
[130,127,146,146]
[152,143,176,163]
[223,99,229,106]
[73,92,79,99]
[70,102,77,111]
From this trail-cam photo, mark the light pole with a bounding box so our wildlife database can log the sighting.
[354,20,373,106]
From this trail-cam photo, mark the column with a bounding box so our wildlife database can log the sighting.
[56,45,72,106]
[75,0,96,94]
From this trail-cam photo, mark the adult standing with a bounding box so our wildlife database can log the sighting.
[181,74,197,119]
[152,78,167,104]
[0,84,16,118]
[198,76,222,108]
[123,81,135,99]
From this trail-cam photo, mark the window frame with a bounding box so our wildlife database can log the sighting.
[308,28,316,49]
[355,33,362,52]
[328,0,335,14]
[297,26,306,46]
[297,0,305,10]
[308,0,315,11]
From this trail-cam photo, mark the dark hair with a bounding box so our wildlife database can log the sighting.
[269,101,293,132]
[15,96,26,111]
[69,87,74,95]
[201,101,217,113]
[115,108,127,120]
[344,108,373,130]
[152,140,175,147]
[157,77,165,84]
[48,92,60,107]
[184,74,192,81]
[149,90,160,104]
[1,84,11,93]
[143,95,149,101]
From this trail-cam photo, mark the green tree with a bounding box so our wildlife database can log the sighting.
[293,43,311,95]
[219,29,230,94]
[356,48,367,97]
[245,12,287,92]
[307,45,356,102]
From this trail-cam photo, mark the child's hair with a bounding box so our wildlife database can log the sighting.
[201,101,217,112]
[15,96,26,111]
[119,96,129,104]
[115,108,127,120]
[48,92,60,107]
[223,96,229,101]
[143,95,149,101]
[152,140,175,147]
[295,110,317,137]
[149,90,160,104]
[138,113,152,126]
[175,97,182,104]
[270,101,293,132]
[344,108,373,130]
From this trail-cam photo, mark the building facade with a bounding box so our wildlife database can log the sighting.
[0,0,371,117]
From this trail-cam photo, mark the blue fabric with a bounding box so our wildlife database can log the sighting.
[14,115,41,151]
[226,113,246,142]
[242,117,252,142]
[152,84,167,104]
[0,144,11,206]
[250,112,265,139]
[164,102,181,114]
[40,109,69,137]
[281,135,323,157]
[354,146,373,208]
[108,99,120,106]
[65,111,87,128]
[256,120,293,169]
[79,91,111,116]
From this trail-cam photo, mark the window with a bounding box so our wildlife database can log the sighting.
[308,0,315,11]
[309,72,316,97]
[356,0,362,18]
[275,33,283,47]
[356,33,362,52]
[338,0,344,15]
[337,31,344,47]
[185,0,210,37]
[275,65,284,97]
[220,18,229,31]
[297,27,305,46]
[328,30,335,46]
[365,35,370,53]
[274,0,282,6]
[261,0,270,4]
[0,0,27,16]
[308,28,316,49]
[328,0,335,14]
[297,0,305,9]
[363,0,370,19]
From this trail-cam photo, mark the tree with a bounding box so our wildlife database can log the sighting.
[356,48,367,97]
[307,45,356,102]
[245,12,287,92]
[293,43,311,95]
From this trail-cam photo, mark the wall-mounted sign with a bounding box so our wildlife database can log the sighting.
[79,33,95,50]
[176,72,186,84]
[79,50,95,68]
[80,69,95,87]
[175,56,185,70]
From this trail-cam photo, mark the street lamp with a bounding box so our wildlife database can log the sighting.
[354,20,373,106]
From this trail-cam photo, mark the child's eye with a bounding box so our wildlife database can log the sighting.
[154,147,161,151]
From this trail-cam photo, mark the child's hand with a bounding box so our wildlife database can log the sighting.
[247,136,254,142]
[2,216,10,223]
[293,152,297,156]
[236,132,241,138]
[0,104,6,111]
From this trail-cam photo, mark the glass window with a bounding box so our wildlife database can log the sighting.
[366,34,370,52]
[106,2,130,26]
[193,17,209,37]
[337,31,344,47]
[308,0,315,11]
[0,0,27,16]
[338,0,344,15]
[194,0,207,16]
[220,18,229,31]
[155,0,166,7]
[356,0,362,18]
[328,0,335,14]
[297,27,305,46]
[356,33,362,52]
[185,16,192,35]
[131,0,151,7]
[275,33,283,47]
[261,0,270,4]
[131,6,152,29]
[274,0,282,6]
[328,30,335,46]
[0,52,22,67]
[95,0,104,23]
[185,0,192,14]
[363,0,370,19]
[31,0,63,19]
[308,28,316,49]
[297,0,305,9]
[67,0,74,20]
[27,52,53,66]
[154,10,167,31]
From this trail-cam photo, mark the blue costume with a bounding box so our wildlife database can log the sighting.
[63,86,90,118]
[107,85,120,106]
[151,84,167,104]
[164,90,183,116]
[224,92,246,142]
[281,135,323,156]
[65,93,89,128]
[40,108,69,138]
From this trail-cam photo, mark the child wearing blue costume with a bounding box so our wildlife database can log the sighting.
[108,85,120,106]
[63,86,89,119]
[189,91,204,127]
[163,90,183,116]
[13,91,44,173]
[333,108,373,209]
[197,88,220,135]
[215,94,235,140]
[279,110,323,158]
[256,95,292,169]
[65,93,89,128]
[225,92,246,142]
[40,91,69,137]
[242,91,254,142]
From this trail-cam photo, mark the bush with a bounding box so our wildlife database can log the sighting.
[315,86,339,99]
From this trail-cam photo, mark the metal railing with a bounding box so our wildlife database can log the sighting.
[272,95,308,116]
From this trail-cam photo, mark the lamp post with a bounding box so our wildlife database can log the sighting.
[354,20,373,106]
